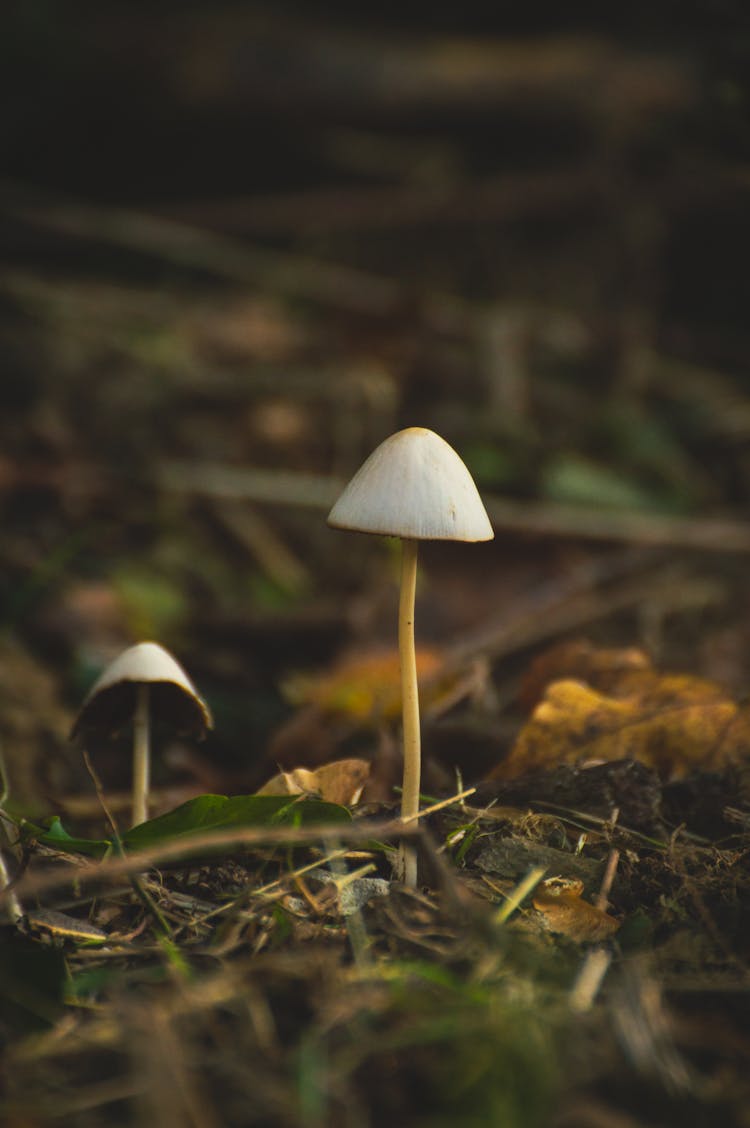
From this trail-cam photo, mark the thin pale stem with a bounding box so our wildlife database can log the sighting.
[0,750,23,923]
[0,848,23,924]
[132,684,150,827]
[398,537,420,887]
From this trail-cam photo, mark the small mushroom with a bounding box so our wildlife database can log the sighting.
[71,642,212,827]
[328,427,493,885]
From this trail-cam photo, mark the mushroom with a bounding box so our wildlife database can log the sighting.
[327,427,493,885]
[71,642,213,827]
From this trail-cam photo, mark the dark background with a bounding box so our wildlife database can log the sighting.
[2,1,750,810]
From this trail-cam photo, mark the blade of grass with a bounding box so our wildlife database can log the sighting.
[493,866,547,926]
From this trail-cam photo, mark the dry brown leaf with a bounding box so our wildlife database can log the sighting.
[498,670,748,780]
[601,667,733,707]
[283,647,447,722]
[518,637,652,712]
[719,705,750,764]
[532,877,620,942]
[255,758,371,806]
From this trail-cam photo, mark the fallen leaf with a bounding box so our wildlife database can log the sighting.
[27,794,352,859]
[532,877,620,942]
[283,648,446,722]
[256,758,371,806]
[498,672,748,780]
[518,638,652,712]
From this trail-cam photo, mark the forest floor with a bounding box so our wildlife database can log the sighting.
[2,9,750,1125]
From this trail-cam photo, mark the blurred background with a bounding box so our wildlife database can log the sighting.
[2,1,750,815]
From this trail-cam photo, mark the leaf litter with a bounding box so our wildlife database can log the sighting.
[1,639,750,1126]
[3,13,750,1120]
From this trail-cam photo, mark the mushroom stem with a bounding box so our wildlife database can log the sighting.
[132,683,151,827]
[0,847,23,925]
[0,759,22,924]
[398,537,420,887]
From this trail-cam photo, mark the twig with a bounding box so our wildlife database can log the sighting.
[81,749,122,845]
[325,845,373,967]
[82,750,178,948]
[158,459,750,553]
[400,787,477,823]
[161,167,605,237]
[2,192,406,318]
[8,819,422,904]
[450,567,724,671]
[570,813,621,1012]
[485,496,750,552]
[569,947,613,1014]
[214,500,310,593]
[159,461,341,509]
[595,848,621,914]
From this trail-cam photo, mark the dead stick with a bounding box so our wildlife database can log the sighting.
[7,818,421,904]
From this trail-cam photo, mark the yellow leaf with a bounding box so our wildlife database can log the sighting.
[499,672,741,780]
[519,638,652,712]
[283,648,447,722]
[532,877,620,943]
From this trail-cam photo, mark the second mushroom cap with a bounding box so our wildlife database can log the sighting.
[71,641,212,740]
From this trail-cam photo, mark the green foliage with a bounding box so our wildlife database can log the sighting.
[301,968,560,1128]
[446,821,479,865]
[26,794,351,859]
[29,816,111,859]
[463,440,520,489]
[124,794,351,850]
[112,567,188,640]
[541,452,670,512]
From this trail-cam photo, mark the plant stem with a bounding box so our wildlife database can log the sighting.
[0,751,23,924]
[83,747,185,973]
[0,846,23,924]
[132,684,150,827]
[398,537,420,887]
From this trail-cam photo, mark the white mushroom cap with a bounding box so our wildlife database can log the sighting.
[327,427,494,542]
[71,641,213,738]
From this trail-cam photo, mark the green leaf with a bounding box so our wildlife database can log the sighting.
[25,816,111,859]
[541,454,663,512]
[25,795,351,860]
[124,794,351,851]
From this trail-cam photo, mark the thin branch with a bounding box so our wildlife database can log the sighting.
[7,818,421,904]
[158,459,750,553]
